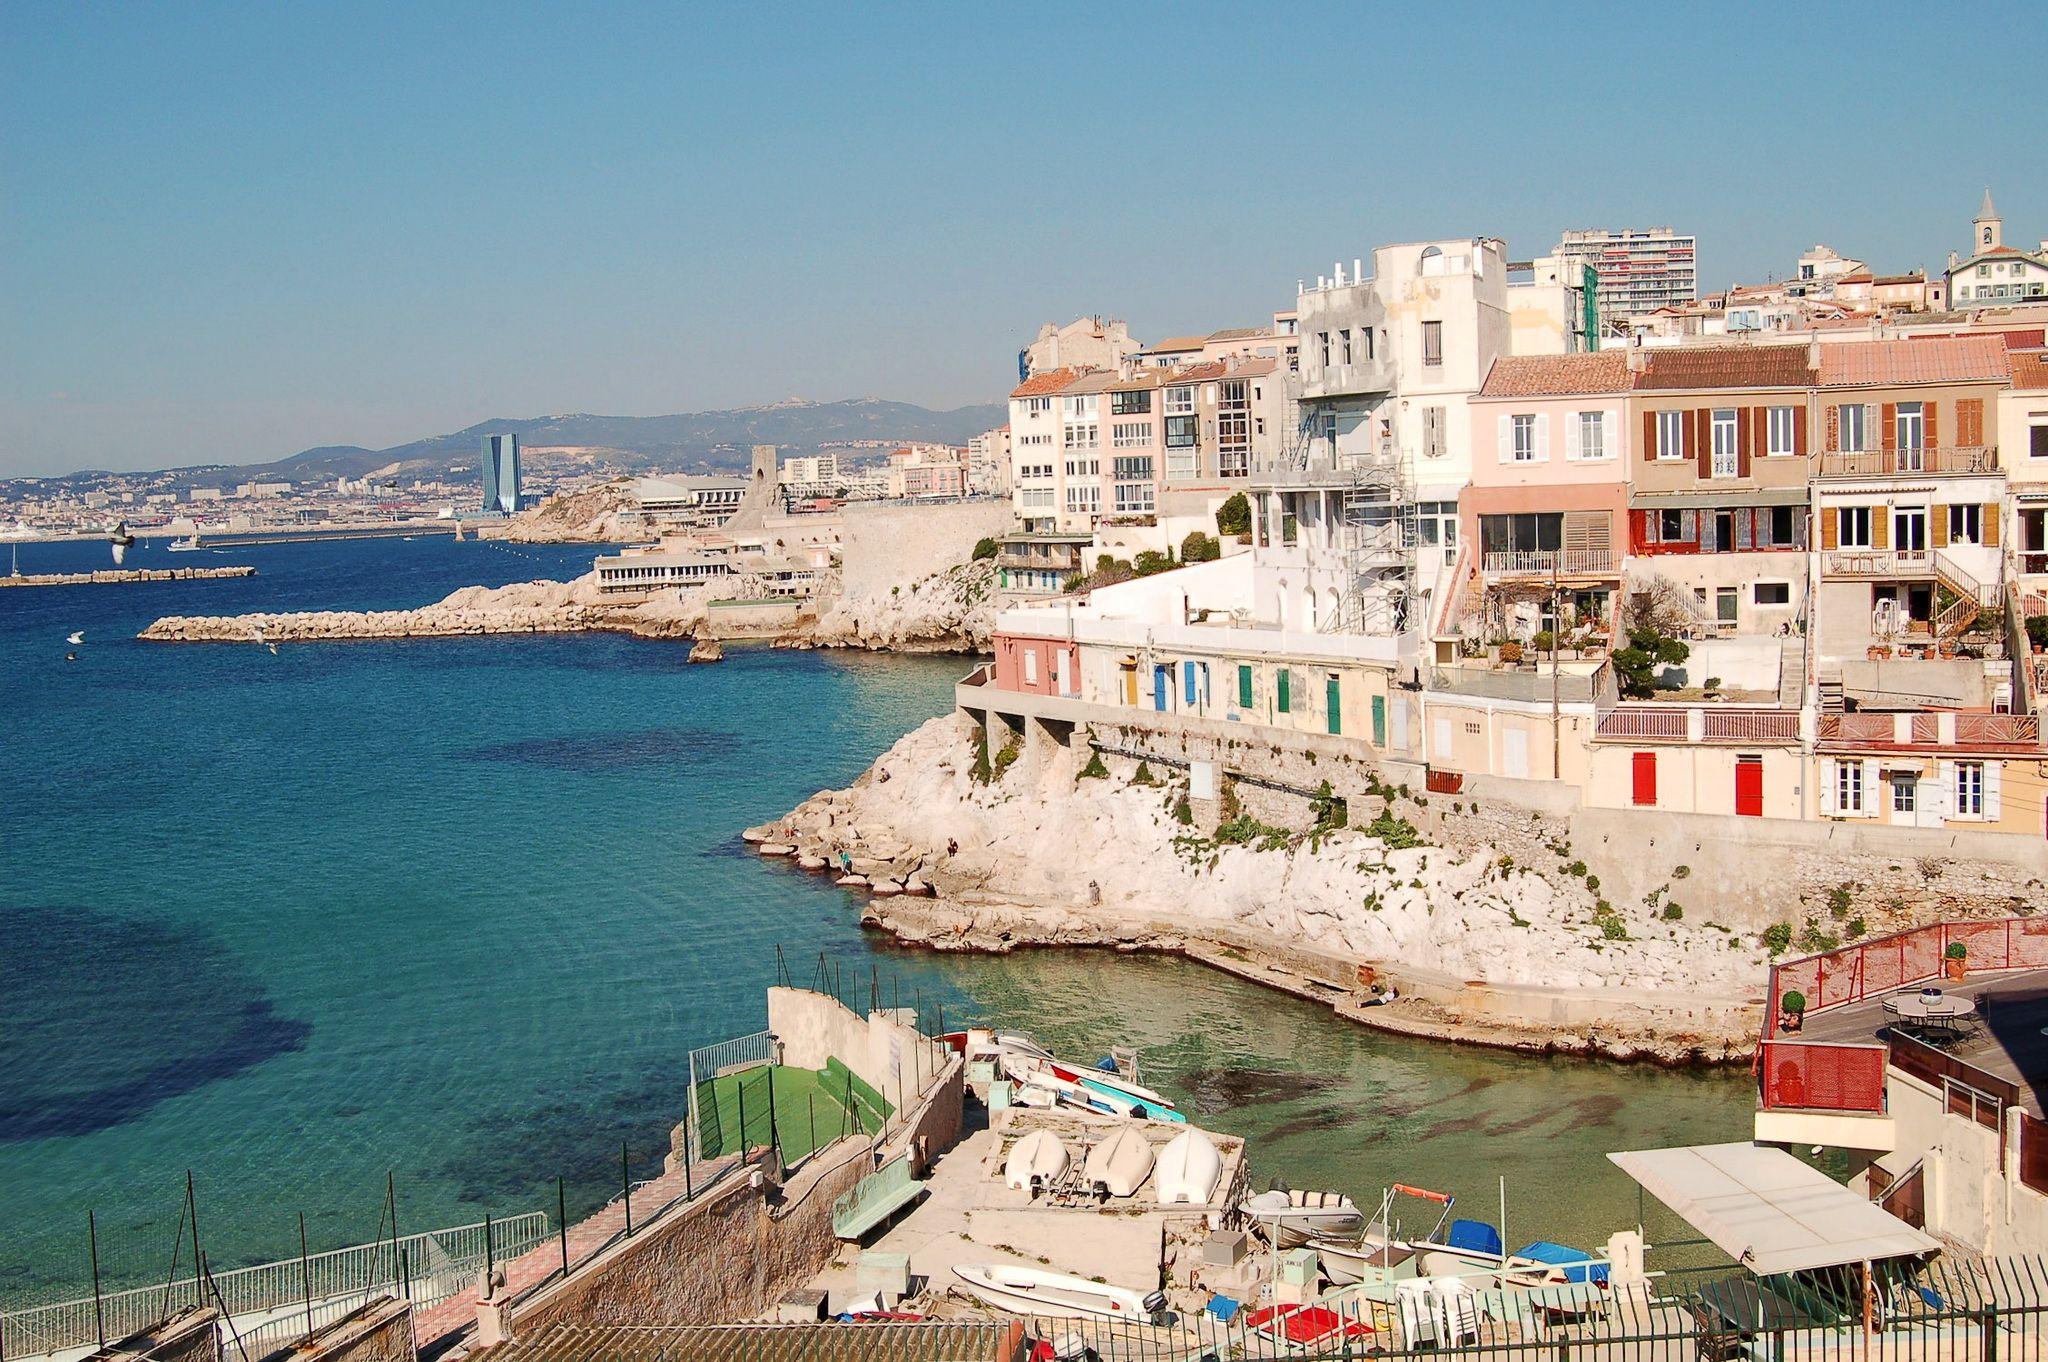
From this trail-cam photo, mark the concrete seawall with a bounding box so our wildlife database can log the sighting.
[2,566,256,589]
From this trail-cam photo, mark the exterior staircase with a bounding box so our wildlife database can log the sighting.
[1817,667,1846,714]
[1932,548,2001,641]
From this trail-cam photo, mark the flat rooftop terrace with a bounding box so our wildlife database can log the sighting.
[1799,969,2048,1118]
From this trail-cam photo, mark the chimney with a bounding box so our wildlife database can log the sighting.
[1948,250,1959,270]
[1354,258,1363,283]
[1808,338,1822,369]
[1626,343,1647,374]
[1334,261,1346,287]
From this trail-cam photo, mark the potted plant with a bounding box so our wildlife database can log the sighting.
[1780,990,1807,1033]
[1500,641,1524,666]
[1944,941,1968,981]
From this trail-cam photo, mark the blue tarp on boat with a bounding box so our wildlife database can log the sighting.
[1515,1240,1610,1285]
[1445,1219,1503,1256]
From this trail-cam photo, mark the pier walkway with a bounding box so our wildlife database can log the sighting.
[0,566,256,589]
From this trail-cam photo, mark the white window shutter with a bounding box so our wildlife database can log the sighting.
[1565,412,1581,462]
[1987,762,2003,820]
[1605,409,1621,458]
[1536,415,1550,462]
[1820,760,1838,815]
[1862,760,1881,816]
[1497,413,1511,463]
[1939,761,1956,819]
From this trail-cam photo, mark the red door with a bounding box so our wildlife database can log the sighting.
[1735,755,1764,817]
[1632,751,1657,806]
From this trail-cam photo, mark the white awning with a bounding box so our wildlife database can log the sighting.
[1608,1142,1939,1276]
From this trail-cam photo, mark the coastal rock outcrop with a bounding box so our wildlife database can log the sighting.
[486,481,643,544]
[758,714,1768,1062]
[803,558,997,652]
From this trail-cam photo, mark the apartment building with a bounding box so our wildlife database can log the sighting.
[1552,227,1698,332]
[1809,337,2009,698]
[1465,351,1634,638]
[1008,367,1079,533]
[2003,348,2048,582]
[967,426,1011,496]
[1627,344,1818,638]
[1019,316,1138,380]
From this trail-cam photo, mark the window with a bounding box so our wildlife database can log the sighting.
[1837,403,1867,452]
[1577,411,1606,461]
[1896,401,1925,452]
[1836,760,1866,815]
[1754,582,1790,605]
[1112,482,1154,514]
[1657,410,1687,459]
[1955,762,1985,818]
[1281,512,1298,546]
[1111,455,1153,482]
[1421,320,1443,366]
[1064,484,1099,513]
[1659,508,1685,542]
[1110,390,1151,415]
[1062,423,1098,449]
[1063,457,1098,477]
[1479,512,1563,553]
[1892,777,1916,815]
[1949,503,1982,545]
[1018,488,1054,509]
[1318,332,1331,368]
[1164,386,1194,416]
[1767,505,1796,547]
[1767,406,1798,456]
[1511,414,1539,462]
[1340,329,1353,365]
[1711,409,1739,477]
[1022,649,1037,685]
[1024,396,1051,414]
[1065,394,1098,418]
[1111,422,1151,448]
[1894,506,1927,553]
[1424,406,1446,460]
[1164,415,1197,449]
[1838,505,1873,548]
[2033,423,2048,459]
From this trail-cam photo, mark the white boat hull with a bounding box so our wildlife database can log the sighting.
[1154,1127,1223,1205]
[953,1264,1159,1322]
[1003,1129,1071,1192]
[1082,1127,1155,1199]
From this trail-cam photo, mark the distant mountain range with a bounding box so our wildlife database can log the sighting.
[55,397,1010,487]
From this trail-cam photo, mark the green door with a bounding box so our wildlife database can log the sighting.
[1371,695,1387,747]
[1326,675,1342,735]
[1277,668,1292,714]
[1237,664,1254,710]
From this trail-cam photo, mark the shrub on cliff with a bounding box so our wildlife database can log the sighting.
[971,537,998,561]
[1180,532,1221,564]
[1133,549,1175,577]
[1613,625,1690,699]
[1077,751,1109,780]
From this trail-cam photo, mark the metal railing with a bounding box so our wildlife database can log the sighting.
[1594,708,1799,742]
[1824,548,1931,577]
[1767,916,2048,1036]
[1594,708,1690,740]
[1816,445,1999,477]
[687,1030,776,1161]
[0,1215,548,1360]
[1481,548,1617,577]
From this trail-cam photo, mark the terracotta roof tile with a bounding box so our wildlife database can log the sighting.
[1008,366,1088,398]
[1147,335,1207,352]
[2010,349,2048,392]
[1635,345,1815,391]
[1818,335,2011,387]
[1477,351,1633,398]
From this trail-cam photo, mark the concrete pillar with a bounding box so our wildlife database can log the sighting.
[1686,708,1706,743]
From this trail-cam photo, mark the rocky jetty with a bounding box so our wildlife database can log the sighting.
[752,713,1766,1064]
[687,636,724,663]
[140,558,996,651]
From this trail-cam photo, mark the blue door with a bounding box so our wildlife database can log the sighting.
[1153,665,1171,711]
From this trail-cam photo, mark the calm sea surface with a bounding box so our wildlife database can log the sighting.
[0,535,1749,1303]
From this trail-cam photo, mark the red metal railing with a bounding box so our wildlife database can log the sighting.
[1816,713,2041,746]
[1757,1039,1888,1112]
[1766,917,2048,1036]
[1703,710,1801,742]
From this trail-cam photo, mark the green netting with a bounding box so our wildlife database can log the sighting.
[692,1063,891,1162]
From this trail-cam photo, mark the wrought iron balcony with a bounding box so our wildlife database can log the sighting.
[1814,446,1997,478]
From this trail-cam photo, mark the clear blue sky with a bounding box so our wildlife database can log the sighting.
[2,2,2039,477]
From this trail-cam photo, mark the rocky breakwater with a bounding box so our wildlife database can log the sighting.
[750,713,1767,1065]
[140,574,709,643]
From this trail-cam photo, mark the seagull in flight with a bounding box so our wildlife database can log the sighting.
[66,630,84,645]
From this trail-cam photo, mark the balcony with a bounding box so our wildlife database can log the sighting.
[1595,707,1801,743]
[1816,712,2039,749]
[1252,452,1403,490]
[1822,548,1931,578]
[1814,446,1997,478]
[1481,549,1618,578]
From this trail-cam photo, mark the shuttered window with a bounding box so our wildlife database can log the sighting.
[1237,664,1254,710]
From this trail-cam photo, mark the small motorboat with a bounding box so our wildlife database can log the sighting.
[1153,1127,1223,1205]
[1418,1218,1506,1277]
[1311,1231,1421,1287]
[1505,1240,1610,1287]
[952,1264,1163,1322]
[167,535,202,553]
[1003,1129,1070,1194]
[1048,1061,1185,1123]
[1018,1069,1134,1118]
[1241,1186,1365,1247]
[1082,1126,1154,1199]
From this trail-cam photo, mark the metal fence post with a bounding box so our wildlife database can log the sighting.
[766,1067,779,1165]
[621,1142,633,1237]
[736,1082,748,1164]
[557,1178,569,1278]
[683,1119,695,1201]
[186,1171,203,1311]
[88,1210,105,1349]
[298,1213,314,1343]
[484,1213,494,1288]
[1984,1303,1999,1362]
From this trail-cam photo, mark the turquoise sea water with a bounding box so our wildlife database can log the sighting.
[1,536,1750,1305]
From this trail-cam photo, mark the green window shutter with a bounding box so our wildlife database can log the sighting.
[1277,668,1292,713]
[1237,664,1253,709]
[1372,695,1387,746]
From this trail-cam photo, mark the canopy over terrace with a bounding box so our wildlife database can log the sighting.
[1608,1143,1938,1275]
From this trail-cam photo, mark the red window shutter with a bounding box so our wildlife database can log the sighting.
[1629,509,1646,553]
[1738,408,1755,478]
[1795,403,1809,456]
[1826,404,1839,450]
[1643,409,1658,459]
[1633,751,1658,806]
[1924,401,1939,450]
[1695,409,1712,480]
[1881,402,1897,451]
